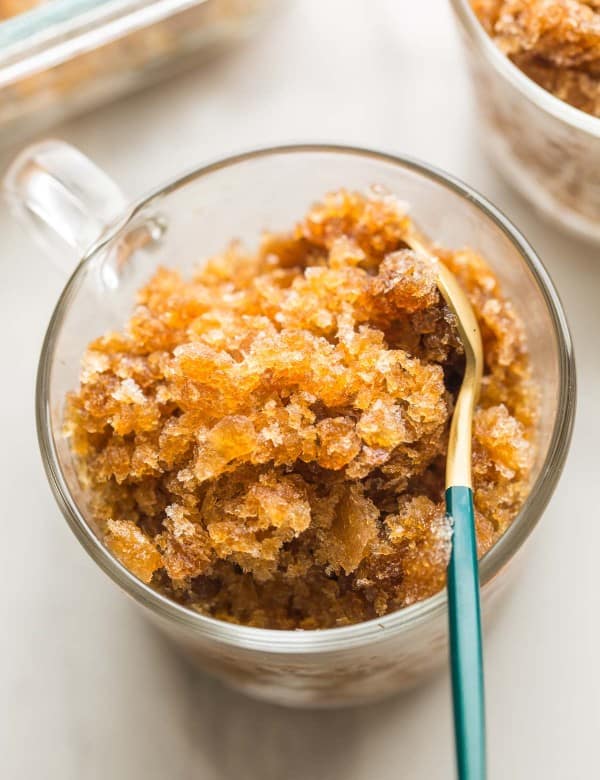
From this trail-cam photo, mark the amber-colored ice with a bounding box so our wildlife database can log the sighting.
[472,0,600,117]
[65,189,536,629]
[0,0,42,19]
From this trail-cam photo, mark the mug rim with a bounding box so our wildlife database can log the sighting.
[450,0,600,138]
[36,143,576,653]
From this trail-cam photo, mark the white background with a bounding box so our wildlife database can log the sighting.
[1,1,598,777]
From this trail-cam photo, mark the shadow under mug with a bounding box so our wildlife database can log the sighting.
[4,141,576,707]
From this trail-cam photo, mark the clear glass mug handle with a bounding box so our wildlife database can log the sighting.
[3,139,128,274]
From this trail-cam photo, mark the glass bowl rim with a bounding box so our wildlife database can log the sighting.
[36,143,576,653]
[450,0,600,138]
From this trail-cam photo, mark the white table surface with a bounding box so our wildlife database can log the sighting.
[1,1,598,777]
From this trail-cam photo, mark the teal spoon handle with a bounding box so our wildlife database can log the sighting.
[446,485,487,780]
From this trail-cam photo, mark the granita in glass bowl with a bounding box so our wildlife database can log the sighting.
[452,0,600,243]
[4,142,574,705]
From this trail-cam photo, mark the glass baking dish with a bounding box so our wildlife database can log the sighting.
[0,0,278,147]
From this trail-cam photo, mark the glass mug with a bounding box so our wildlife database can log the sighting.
[450,0,600,245]
[4,142,575,707]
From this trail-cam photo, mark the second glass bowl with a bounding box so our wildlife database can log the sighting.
[451,0,600,245]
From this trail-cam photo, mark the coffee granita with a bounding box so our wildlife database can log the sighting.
[65,190,536,629]
[472,0,600,117]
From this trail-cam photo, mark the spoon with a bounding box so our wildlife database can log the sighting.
[409,237,486,780]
